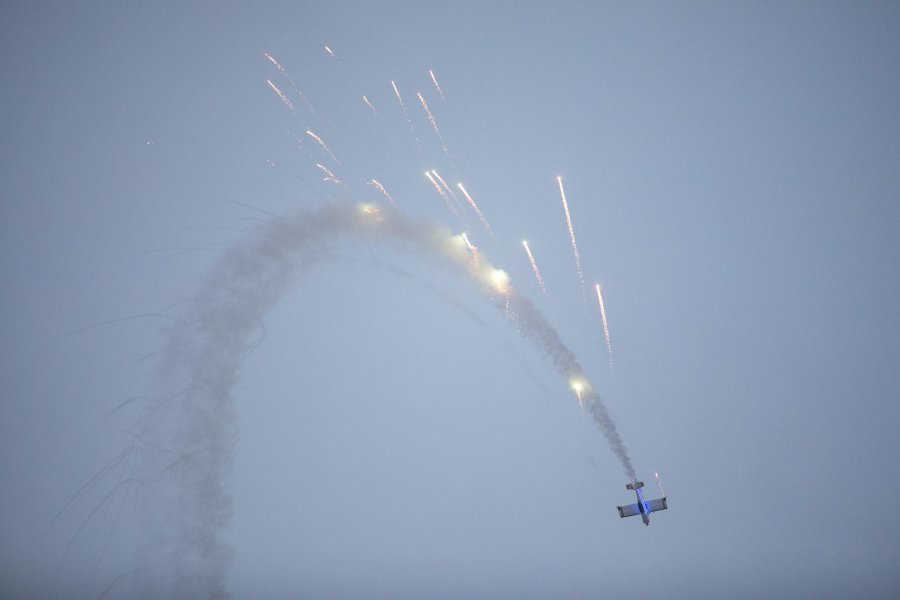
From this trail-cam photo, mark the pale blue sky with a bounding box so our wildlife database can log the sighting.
[2,2,899,598]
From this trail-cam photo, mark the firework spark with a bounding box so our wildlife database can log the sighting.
[557,176,584,287]
[432,170,465,215]
[655,472,667,497]
[362,95,379,116]
[461,232,480,269]
[429,69,445,101]
[315,163,342,186]
[324,45,335,58]
[595,283,613,368]
[417,91,449,156]
[456,183,494,240]
[424,171,458,215]
[306,129,340,164]
[522,241,547,297]
[266,80,295,112]
[368,179,397,207]
[391,80,419,144]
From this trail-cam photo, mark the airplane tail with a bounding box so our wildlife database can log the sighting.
[626,480,644,490]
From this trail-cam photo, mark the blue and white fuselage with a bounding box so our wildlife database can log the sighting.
[617,479,668,526]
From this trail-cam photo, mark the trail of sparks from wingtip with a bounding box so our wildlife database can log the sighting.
[417,91,449,156]
[522,241,547,297]
[457,183,494,240]
[429,69,445,101]
[324,45,335,58]
[424,172,458,215]
[655,472,667,497]
[306,129,340,164]
[595,283,613,368]
[368,179,397,208]
[557,176,584,286]
[266,80,295,112]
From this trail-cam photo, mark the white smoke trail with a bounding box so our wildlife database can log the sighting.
[136,201,634,598]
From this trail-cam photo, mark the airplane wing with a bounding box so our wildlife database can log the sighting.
[646,497,668,512]
[617,503,641,518]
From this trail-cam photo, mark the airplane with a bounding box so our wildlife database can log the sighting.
[617,477,668,526]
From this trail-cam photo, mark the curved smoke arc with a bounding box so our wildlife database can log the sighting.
[135,202,635,599]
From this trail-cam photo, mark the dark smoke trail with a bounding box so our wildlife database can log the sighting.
[136,202,634,598]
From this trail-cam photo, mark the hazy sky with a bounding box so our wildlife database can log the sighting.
[2,2,899,598]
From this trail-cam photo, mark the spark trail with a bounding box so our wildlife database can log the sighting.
[368,179,396,207]
[391,80,419,145]
[306,130,340,164]
[266,80,295,112]
[417,91,449,156]
[594,283,613,368]
[135,202,636,598]
[431,170,462,214]
[316,163,342,186]
[425,171,458,215]
[522,241,547,297]
[557,176,584,287]
[457,183,494,240]
[429,69,445,101]
[362,95,379,116]
[264,53,319,124]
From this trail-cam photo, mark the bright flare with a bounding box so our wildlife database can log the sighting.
[570,377,588,409]
[315,163,342,186]
[368,179,397,208]
[266,80,295,112]
[557,176,584,286]
[457,183,494,240]
[391,80,418,144]
[417,91,449,156]
[429,69,445,101]
[306,129,340,164]
[425,171,458,215]
[522,241,547,297]
[362,95,378,116]
[595,283,613,369]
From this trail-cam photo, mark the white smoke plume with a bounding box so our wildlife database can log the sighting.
[135,201,634,598]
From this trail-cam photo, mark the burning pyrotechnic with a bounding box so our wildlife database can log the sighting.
[594,283,613,366]
[431,170,464,214]
[417,91,449,156]
[266,80,295,112]
[391,80,418,143]
[457,183,494,240]
[557,176,584,286]
[368,179,396,207]
[425,171,458,215]
[324,45,335,58]
[316,163,342,185]
[461,232,480,269]
[655,472,666,497]
[522,241,547,297]
[362,95,378,116]
[306,129,340,164]
[429,69,445,101]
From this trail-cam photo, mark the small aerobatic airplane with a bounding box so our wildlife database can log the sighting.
[617,474,668,526]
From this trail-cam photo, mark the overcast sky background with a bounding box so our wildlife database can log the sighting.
[2,2,899,598]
